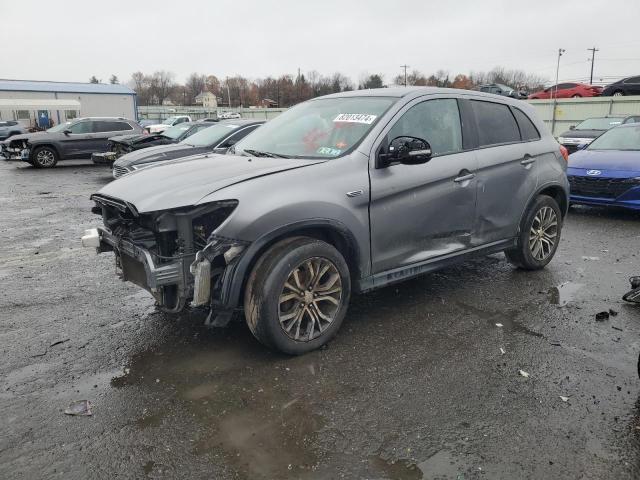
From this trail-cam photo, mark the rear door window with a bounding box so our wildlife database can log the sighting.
[94,121,133,132]
[512,108,541,141]
[471,100,520,147]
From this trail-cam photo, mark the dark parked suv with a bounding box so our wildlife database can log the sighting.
[2,117,143,168]
[83,87,569,354]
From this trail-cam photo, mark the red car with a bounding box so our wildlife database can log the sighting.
[528,82,603,99]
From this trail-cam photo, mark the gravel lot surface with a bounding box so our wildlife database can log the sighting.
[1,159,639,479]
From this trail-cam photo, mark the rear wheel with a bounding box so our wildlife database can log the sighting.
[613,90,625,97]
[32,146,58,168]
[244,236,351,355]
[505,195,562,270]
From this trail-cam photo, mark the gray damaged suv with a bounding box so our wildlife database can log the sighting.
[83,87,569,354]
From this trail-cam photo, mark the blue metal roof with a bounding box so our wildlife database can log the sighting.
[0,79,136,95]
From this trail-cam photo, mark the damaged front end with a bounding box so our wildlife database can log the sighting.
[85,195,247,321]
[1,138,30,161]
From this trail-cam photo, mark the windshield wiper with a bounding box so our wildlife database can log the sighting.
[242,149,291,159]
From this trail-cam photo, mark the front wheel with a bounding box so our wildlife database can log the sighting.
[32,146,58,168]
[613,91,625,97]
[244,237,351,355]
[505,195,562,270]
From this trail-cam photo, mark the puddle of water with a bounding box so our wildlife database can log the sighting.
[369,456,422,480]
[110,325,329,479]
[417,449,469,479]
[549,281,585,306]
[456,302,544,338]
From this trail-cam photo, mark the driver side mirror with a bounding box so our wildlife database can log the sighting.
[63,129,71,135]
[569,125,575,130]
[377,136,432,168]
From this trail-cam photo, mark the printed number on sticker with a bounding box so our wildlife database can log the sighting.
[333,113,377,124]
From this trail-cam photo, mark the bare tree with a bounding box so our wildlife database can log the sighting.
[184,73,207,105]
[148,71,176,105]
[89,76,100,84]
[109,74,119,84]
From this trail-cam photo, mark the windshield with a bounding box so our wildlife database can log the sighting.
[162,116,180,125]
[575,117,624,130]
[588,125,640,151]
[47,122,72,132]
[162,123,192,139]
[234,97,397,159]
[181,123,239,147]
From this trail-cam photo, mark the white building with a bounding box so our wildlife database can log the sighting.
[0,79,137,128]
[194,91,218,108]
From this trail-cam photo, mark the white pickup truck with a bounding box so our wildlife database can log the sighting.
[145,115,192,134]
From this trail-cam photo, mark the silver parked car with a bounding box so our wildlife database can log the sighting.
[0,121,27,141]
[84,87,569,354]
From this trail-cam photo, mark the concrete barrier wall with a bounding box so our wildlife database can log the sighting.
[527,96,640,136]
[139,96,640,137]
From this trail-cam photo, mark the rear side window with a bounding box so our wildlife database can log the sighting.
[387,98,463,156]
[471,100,520,147]
[624,76,640,84]
[512,108,540,141]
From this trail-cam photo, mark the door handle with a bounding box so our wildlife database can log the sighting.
[520,155,536,165]
[453,173,476,183]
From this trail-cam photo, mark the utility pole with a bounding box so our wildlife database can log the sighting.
[587,47,599,84]
[400,64,410,86]
[551,48,565,134]
[225,76,231,108]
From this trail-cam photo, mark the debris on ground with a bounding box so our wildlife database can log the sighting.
[595,311,610,321]
[495,323,503,328]
[609,308,618,317]
[500,348,506,355]
[559,396,570,402]
[518,370,530,378]
[581,256,600,261]
[50,338,70,347]
[64,400,92,416]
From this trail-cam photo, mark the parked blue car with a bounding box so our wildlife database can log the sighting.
[567,123,640,210]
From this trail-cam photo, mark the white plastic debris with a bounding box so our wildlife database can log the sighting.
[559,396,570,402]
[518,370,530,378]
[581,256,600,261]
[495,323,504,328]
[64,400,92,416]
[500,348,506,355]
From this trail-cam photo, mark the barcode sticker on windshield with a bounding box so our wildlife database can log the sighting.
[333,113,377,124]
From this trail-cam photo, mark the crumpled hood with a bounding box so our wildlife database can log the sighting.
[559,129,605,139]
[109,133,148,145]
[3,131,48,144]
[96,154,325,212]
[568,149,640,173]
[114,143,198,167]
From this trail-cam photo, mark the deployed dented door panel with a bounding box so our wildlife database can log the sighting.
[469,99,540,245]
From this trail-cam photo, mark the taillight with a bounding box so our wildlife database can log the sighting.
[559,145,569,162]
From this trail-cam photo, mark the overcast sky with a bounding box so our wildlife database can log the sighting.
[3,0,640,87]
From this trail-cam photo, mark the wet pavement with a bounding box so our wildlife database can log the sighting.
[1,159,640,479]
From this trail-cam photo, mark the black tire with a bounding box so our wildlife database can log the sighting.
[244,236,351,355]
[31,146,58,168]
[505,195,562,270]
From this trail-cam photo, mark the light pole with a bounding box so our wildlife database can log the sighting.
[551,48,565,134]
[400,64,409,86]
[587,47,599,84]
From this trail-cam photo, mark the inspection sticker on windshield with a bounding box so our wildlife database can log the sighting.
[317,147,342,156]
[333,113,377,124]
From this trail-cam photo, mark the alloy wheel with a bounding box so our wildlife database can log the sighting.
[278,257,342,341]
[528,206,558,261]
[36,149,55,167]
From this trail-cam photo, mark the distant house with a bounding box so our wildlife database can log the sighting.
[259,98,278,108]
[195,91,218,108]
